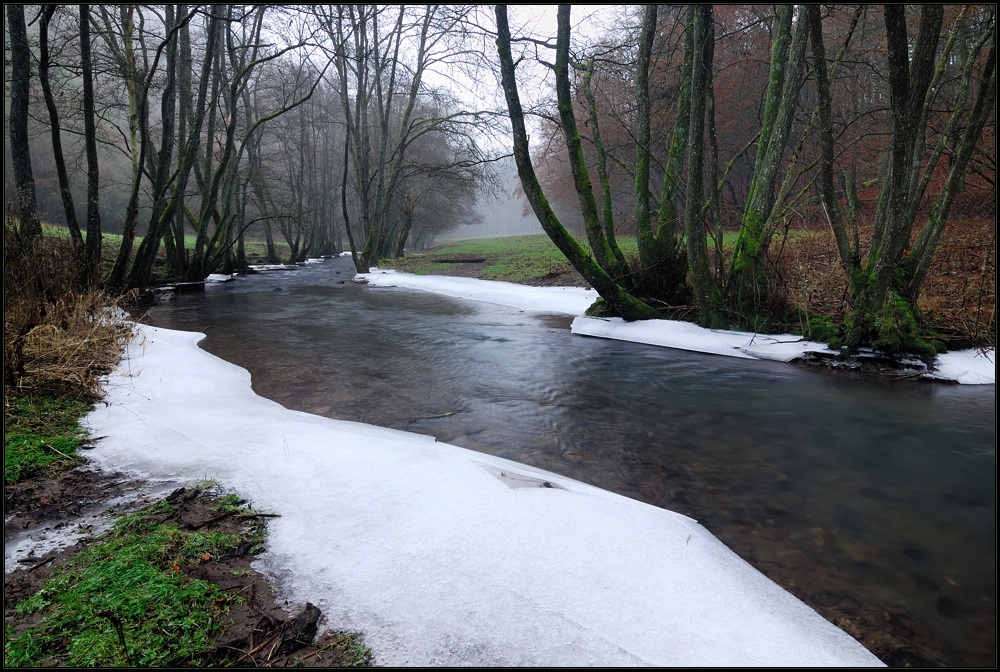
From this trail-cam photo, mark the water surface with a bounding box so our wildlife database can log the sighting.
[147,257,995,666]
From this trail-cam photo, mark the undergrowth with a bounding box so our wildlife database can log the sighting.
[4,219,132,399]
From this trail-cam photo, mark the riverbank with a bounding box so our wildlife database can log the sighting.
[75,323,883,666]
[5,470,369,666]
[356,267,994,384]
[4,404,370,667]
[382,221,996,351]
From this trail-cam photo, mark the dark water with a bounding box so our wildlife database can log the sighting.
[147,256,995,666]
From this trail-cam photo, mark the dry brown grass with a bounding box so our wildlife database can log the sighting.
[777,214,996,347]
[4,218,133,400]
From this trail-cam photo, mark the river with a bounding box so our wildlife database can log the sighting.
[146,255,995,666]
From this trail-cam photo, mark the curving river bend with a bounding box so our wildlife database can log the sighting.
[146,255,995,666]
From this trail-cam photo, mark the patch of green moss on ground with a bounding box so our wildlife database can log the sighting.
[4,394,91,484]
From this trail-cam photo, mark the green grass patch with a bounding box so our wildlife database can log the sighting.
[4,394,91,484]
[4,499,265,667]
[42,223,292,261]
[382,234,590,285]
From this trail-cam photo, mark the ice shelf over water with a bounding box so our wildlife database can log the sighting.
[356,269,995,384]
[360,268,599,315]
[84,324,883,666]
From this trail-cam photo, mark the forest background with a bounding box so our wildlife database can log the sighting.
[4,5,996,355]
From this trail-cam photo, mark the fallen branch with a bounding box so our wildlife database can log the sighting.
[28,556,56,572]
[227,624,286,666]
[296,635,350,662]
[188,510,235,530]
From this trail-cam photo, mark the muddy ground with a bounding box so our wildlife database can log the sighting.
[4,462,369,667]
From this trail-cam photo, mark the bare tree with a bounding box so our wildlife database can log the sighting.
[811,5,996,354]
[496,4,658,320]
[37,6,84,257]
[7,3,42,242]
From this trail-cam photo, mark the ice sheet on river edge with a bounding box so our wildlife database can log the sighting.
[356,268,995,384]
[81,324,883,666]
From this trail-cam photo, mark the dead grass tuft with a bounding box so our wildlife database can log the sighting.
[4,216,133,400]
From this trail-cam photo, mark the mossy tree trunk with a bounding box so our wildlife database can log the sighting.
[580,62,628,279]
[684,5,725,328]
[495,5,657,321]
[726,5,809,325]
[634,4,688,301]
[811,5,994,354]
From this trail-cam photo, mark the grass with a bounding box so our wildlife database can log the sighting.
[41,223,296,280]
[382,234,589,285]
[4,500,264,667]
[381,230,816,287]
[4,394,92,484]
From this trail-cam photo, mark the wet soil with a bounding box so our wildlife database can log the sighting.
[4,463,369,667]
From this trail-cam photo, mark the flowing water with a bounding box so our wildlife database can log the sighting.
[146,256,995,666]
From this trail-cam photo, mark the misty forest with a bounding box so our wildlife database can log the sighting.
[3,5,997,669]
[5,4,995,353]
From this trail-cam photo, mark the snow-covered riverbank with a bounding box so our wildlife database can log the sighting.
[358,268,995,384]
[84,319,883,666]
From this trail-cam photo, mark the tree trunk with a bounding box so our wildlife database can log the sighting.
[636,3,687,300]
[80,5,103,281]
[727,5,810,323]
[844,6,943,355]
[7,4,41,242]
[905,33,996,300]
[126,7,217,288]
[105,6,148,291]
[38,6,85,257]
[685,5,725,328]
[495,5,657,321]
[580,62,627,274]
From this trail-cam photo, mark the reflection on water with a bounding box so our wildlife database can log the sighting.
[147,256,995,666]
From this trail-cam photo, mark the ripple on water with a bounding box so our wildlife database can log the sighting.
[149,257,996,667]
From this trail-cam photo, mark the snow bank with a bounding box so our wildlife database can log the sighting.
[571,315,837,362]
[83,324,882,666]
[927,348,996,385]
[248,264,298,272]
[205,273,236,283]
[353,269,993,384]
[357,268,598,315]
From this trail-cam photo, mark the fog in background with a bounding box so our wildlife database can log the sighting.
[447,160,543,240]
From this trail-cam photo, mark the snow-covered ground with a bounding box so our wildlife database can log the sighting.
[83,324,883,666]
[357,269,995,384]
[73,269,991,665]
[360,267,599,315]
